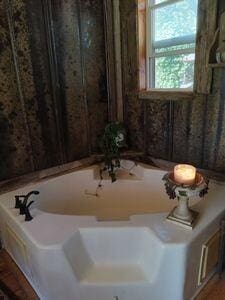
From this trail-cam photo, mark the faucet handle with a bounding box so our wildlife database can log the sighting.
[15,195,25,209]
[15,191,39,220]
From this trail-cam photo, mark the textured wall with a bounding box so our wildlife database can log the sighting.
[2,0,224,182]
[120,0,225,174]
[120,0,145,150]
[0,0,109,180]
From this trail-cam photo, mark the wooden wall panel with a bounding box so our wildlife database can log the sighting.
[194,0,217,94]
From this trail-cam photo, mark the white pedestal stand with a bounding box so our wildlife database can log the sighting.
[163,172,209,229]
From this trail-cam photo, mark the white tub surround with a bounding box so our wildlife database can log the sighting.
[0,161,224,300]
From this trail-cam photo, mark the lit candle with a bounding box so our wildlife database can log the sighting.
[174,164,196,185]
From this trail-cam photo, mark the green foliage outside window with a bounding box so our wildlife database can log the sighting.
[152,0,198,89]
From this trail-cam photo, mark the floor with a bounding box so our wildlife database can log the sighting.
[196,273,225,300]
[0,249,39,300]
[0,248,224,300]
[203,279,225,299]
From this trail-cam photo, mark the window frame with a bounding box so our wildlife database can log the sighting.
[146,0,198,92]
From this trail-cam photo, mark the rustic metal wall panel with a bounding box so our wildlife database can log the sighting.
[171,100,192,163]
[202,70,225,172]
[10,0,50,170]
[186,94,207,167]
[24,0,64,168]
[0,0,110,181]
[79,0,109,152]
[145,101,171,160]
[212,70,225,173]
[0,0,33,180]
[51,0,90,161]
[171,95,207,167]
[120,0,144,150]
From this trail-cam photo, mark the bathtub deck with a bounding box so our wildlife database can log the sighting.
[0,249,39,300]
[0,161,225,299]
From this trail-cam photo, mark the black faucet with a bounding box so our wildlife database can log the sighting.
[24,201,35,221]
[14,190,39,221]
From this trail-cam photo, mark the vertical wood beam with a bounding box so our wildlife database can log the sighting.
[103,0,117,122]
[103,0,124,122]
[194,0,218,94]
[113,0,124,122]
[138,0,147,90]
[76,0,92,155]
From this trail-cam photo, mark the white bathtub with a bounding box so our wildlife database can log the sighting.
[0,160,225,300]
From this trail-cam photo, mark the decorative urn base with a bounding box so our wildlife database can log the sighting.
[163,172,209,229]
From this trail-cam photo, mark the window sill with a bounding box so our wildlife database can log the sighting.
[139,89,194,101]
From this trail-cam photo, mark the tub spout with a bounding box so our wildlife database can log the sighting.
[24,201,34,221]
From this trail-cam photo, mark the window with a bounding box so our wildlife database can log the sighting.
[147,0,198,90]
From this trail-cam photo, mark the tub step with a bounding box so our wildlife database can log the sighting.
[80,264,149,284]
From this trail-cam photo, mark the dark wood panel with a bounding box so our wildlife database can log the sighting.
[51,0,90,161]
[194,0,217,94]
[79,0,109,152]
[0,0,111,181]
[0,0,33,180]
[120,0,144,150]
[11,0,63,170]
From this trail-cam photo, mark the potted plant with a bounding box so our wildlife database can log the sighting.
[99,122,126,182]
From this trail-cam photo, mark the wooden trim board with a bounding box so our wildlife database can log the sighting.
[0,152,143,195]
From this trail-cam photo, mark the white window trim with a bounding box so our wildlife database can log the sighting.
[149,0,183,10]
[153,34,195,49]
[146,0,197,90]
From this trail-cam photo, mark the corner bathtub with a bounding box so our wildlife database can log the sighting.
[0,160,225,300]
